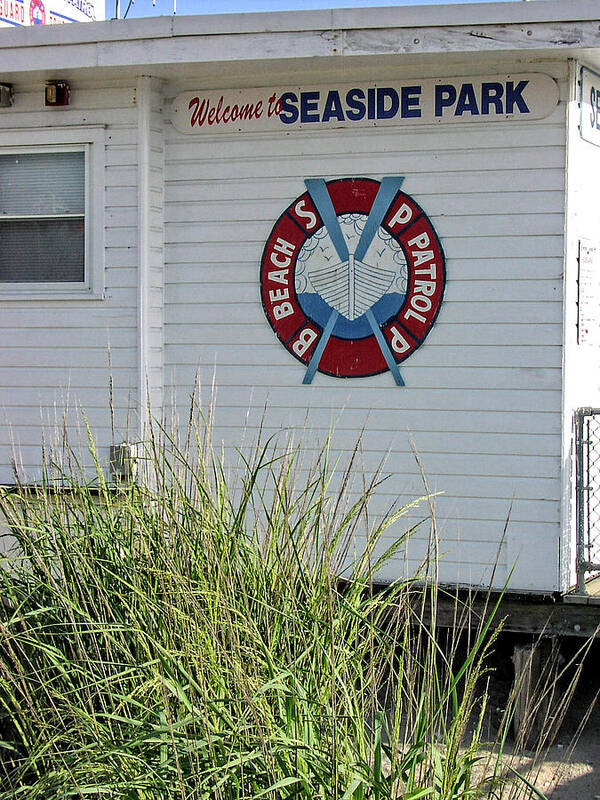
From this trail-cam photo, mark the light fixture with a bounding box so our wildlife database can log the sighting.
[45,80,70,107]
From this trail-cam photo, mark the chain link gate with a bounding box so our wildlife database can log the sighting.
[575,408,600,593]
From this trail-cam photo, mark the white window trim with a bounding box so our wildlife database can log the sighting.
[0,125,105,301]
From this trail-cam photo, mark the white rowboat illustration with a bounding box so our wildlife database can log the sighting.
[307,254,396,321]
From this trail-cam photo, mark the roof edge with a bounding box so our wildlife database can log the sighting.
[0,0,598,52]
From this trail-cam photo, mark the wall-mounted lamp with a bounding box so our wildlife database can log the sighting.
[0,83,13,108]
[45,80,70,107]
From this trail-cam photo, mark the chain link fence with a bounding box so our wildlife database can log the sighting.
[575,407,600,593]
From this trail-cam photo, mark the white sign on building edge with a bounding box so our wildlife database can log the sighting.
[171,73,559,135]
[580,66,600,148]
[0,0,102,27]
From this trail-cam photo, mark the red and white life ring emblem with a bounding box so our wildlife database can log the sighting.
[260,177,445,384]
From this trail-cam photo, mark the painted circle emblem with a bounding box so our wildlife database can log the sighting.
[260,177,445,383]
[29,0,46,24]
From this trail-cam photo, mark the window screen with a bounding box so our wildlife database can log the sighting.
[0,150,85,283]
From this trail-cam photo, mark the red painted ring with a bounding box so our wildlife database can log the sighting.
[260,177,445,379]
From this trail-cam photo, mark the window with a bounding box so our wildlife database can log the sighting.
[0,129,105,299]
[0,149,85,283]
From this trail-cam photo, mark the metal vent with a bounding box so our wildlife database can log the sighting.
[109,443,138,484]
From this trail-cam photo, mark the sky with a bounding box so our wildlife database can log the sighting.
[122,0,528,22]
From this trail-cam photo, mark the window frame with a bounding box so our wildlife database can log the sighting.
[0,126,105,301]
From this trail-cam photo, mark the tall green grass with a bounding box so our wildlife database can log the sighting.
[0,415,566,798]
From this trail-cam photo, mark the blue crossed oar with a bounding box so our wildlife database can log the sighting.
[303,176,405,386]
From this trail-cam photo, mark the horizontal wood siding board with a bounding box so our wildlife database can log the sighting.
[164,386,561,414]
[166,281,562,304]
[159,398,561,433]
[1,110,137,129]
[159,365,558,392]
[106,146,138,168]
[106,188,137,206]
[166,193,565,222]
[165,343,561,370]
[166,237,565,260]
[165,324,563,347]
[165,302,562,326]
[164,126,565,158]
[167,258,564,283]
[165,124,565,160]
[8,88,136,110]
[0,370,137,389]
[166,170,566,197]
[165,152,565,181]
[166,215,564,238]
[0,309,137,327]
[165,226,565,250]
[0,348,135,368]
[0,389,135,408]
[150,423,560,457]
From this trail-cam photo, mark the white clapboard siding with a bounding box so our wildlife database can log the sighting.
[165,381,562,415]
[167,123,564,160]
[165,302,563,328]
[146,84,166,420]
[163,59,568,592]
[0,347,135,369]
[167,170,566,202]
[166,236,564,263]
[166,364,559,393]
[0,86,140,483]
[166,192,565,222]
[167,279,562,305]
[171,435,559,479]
[165,150,565,184]
[167,398,561,434]
[165,322,563,347]
[165,237,564,262]
[166,294,563,320]
[166,342,560,369]
[560,65,600,589]
[223,467,561,504]
[166,214,564,239]
[106,189,138,211]
[158,422,558,458]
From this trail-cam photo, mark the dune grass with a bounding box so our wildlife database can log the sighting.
[0,413,576,799]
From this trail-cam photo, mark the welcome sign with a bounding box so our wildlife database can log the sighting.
[171,73,559,134]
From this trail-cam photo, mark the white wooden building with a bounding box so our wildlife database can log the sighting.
[0,0,599,594]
